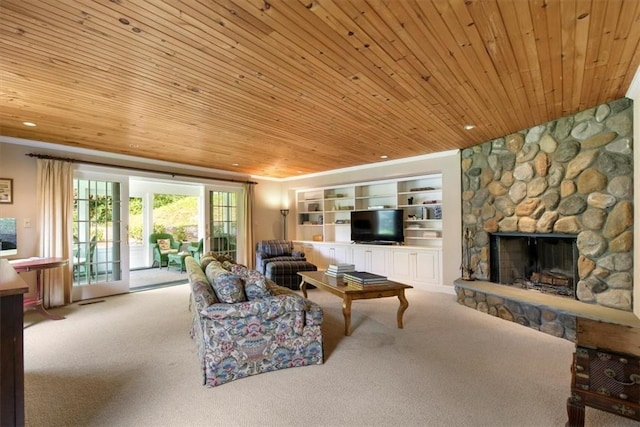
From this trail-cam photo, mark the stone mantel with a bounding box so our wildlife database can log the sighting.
[455,278,640,329]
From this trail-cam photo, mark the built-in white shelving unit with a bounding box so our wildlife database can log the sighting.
[295,174,443,248]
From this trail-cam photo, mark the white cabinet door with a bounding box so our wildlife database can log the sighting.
[414,249,441,285]
[351,245,387,275]
[389,249,413,283]
[298,243,317,266]
[316,244,350,269]
[389,248,441,286]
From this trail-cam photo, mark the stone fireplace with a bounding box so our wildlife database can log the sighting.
[490,232,578,298]
[455,98,634,340]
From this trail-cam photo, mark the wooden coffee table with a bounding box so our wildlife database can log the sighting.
[298,270,412,336]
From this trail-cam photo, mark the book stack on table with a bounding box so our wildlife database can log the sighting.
[325,263,356,278]
[343,271,388,289]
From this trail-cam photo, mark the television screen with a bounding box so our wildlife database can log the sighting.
[351,209,404,244]
[0,217,17,257]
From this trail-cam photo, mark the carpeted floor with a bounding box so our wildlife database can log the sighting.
[129,267,188,290]
[22,284,638,427]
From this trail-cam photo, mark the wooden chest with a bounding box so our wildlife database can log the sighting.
[567,318,640,426]
[570,347,640,421]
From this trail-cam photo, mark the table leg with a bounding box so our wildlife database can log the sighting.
[300,279,308,298]
[397,290,409,329]
[342,295,352,336]
[28,270,65,320]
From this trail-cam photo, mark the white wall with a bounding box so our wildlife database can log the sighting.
[0,143,47,295]
[281,150,462,288]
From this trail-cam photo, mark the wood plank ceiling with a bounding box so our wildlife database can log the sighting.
[1,0,640,178]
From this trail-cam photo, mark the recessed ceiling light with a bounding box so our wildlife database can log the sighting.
[129,144,139,148]
[22,121,37,127]
[464,124,476,130]
[380,155,388,159]
[232,163,239,166]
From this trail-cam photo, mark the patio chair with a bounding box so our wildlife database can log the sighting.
[149,233,180,268]
[74,235,97,281]
[188,238,204,262]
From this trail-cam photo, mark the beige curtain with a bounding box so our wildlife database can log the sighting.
[37,159,74,307]
[242,183,255,269]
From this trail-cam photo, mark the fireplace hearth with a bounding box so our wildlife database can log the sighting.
[489,232,578,299]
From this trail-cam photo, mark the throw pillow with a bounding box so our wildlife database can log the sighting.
[211,272,247,304]
[230,264,264,284]
[244,276,271,300]
[205,261,226,285]
[200,255,216,270]
[157,239,171,251]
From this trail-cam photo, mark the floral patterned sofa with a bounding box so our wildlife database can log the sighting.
[186,253,324,387]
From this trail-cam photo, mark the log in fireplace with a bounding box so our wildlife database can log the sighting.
[489,232,578,298]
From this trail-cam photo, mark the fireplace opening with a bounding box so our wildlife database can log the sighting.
[489,232,578,298]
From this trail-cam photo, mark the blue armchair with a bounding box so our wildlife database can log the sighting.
[255,240,306,274]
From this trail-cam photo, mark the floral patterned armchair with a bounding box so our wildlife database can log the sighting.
[186,254,324,387]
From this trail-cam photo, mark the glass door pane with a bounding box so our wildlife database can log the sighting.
[209,190,239,261]
[72,176,129,300]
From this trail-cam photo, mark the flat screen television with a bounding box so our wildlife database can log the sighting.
[351,209,404,244]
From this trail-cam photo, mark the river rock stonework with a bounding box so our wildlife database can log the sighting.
[460,98,634,313]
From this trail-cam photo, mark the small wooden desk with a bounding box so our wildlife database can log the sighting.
[10,257,68,320]
[298,271,412,336]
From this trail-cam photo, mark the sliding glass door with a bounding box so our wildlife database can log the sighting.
[72,172,129,300]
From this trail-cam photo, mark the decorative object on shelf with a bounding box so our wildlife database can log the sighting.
[408,197,414,205]
[318,215,323,225]
[0,178,13,204]
[461,227,475,280]
[308,203,320,211]
[280,209,289,240]
[433,205,442,219]
[410,186,435,192]
[312,234,323,241]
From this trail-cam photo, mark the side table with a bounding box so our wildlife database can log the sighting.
[167,252,189,272]
[9,257,69,320]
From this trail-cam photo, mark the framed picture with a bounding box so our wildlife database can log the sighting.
[0,178,13,204]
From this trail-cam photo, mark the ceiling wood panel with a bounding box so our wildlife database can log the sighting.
[1,0,639,178]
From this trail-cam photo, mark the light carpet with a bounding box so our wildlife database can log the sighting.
[22,284,636,427]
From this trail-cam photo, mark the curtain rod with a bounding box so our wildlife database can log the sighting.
[26,153,258,185]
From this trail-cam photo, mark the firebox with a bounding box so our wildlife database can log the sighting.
[489,232,578,298]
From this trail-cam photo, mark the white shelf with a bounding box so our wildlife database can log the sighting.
[355,195,395,199]
[398,189,441,195]
[405,227,440,231]
[296,173,443,247]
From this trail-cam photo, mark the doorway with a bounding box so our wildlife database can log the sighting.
[129,179,202,290]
